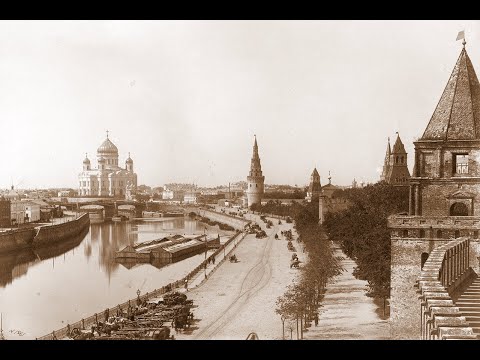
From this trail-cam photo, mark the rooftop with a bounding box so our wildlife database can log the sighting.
[421,46,480,141]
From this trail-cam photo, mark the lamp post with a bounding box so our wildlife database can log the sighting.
[204,227,207,279]
[281,315,285,340]
[136,289,141,306]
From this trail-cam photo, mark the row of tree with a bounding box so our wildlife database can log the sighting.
[250,199,312,219]
[263,190,307,200]
[253,200,343,339]
[322,182,409,313]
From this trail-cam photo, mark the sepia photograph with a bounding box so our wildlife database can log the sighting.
[1,20,480,341]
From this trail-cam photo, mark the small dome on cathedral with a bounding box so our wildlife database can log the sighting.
[97,137,118,155]
[126,152,133,164]
[83,156,90,164]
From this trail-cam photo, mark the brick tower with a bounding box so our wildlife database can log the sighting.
[388,41,480,339]
[381,133,410,185]
[246,135,265,207]
[306,168,321,202]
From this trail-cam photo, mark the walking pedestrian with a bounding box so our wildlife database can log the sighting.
[104,308,109,323]
[314,313,319,327]
[212,256,215,265]
[184,279,188,291]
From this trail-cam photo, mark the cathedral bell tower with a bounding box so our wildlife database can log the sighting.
[83,153,91,171]
[126,152,134,172]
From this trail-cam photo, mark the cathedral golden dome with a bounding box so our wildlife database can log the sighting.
[97,137,118,155]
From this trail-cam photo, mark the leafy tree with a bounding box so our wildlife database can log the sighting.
[275,201,343,339]
[323,182,408,309]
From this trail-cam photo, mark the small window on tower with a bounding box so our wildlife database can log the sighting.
[454,154,469,174]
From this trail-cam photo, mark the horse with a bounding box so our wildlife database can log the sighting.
[290,259,301,268]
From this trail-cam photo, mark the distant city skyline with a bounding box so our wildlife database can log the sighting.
[2,20,479,189]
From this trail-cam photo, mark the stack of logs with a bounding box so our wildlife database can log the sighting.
[67,292,194,340]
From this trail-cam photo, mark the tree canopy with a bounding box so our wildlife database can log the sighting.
[323,182,408,299]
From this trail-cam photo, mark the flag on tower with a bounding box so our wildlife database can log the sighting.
[456,30,465,41]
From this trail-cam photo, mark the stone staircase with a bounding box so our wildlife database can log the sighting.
[455,277,480,338]
[417,239,478,339]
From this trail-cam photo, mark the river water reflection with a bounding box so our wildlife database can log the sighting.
[0,218,221,339]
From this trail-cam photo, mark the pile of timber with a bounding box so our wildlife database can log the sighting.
[66,292,195,340]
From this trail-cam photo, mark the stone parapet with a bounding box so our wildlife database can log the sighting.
[417,239,477,340]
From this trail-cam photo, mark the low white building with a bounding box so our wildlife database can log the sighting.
[162,188,174,200]
[162,187,185,201]
[24,202,41,223]
[184,191,200,204]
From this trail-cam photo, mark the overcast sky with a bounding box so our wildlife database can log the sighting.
[1,20,480,189]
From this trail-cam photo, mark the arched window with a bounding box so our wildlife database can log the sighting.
[474,230,478,239]
[401,156,404,164]
[396,156,399,164]
[450,202,469,216]
[419,229,425,238]
[421,252,429,269]
[402,229,408,238]
[455,230,460,239]
[437,230,443,239]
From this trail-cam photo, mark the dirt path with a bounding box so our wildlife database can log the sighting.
[303,244,390,340]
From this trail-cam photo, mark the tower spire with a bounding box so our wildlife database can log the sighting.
[106,130,109,139]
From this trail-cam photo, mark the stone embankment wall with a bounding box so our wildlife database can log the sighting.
[33,213,90,247]
[0,228,36,254]
[0,213,90,255]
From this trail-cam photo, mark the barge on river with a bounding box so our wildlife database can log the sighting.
[115,234,221,265]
